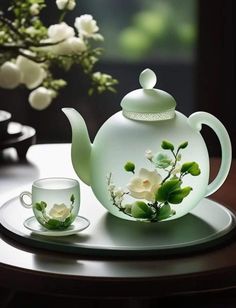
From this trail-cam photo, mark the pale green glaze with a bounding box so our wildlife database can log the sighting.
[121,69,176,114]
[62,108,92,186]
[188,112,232,196]
[62,69,232,222]
[121,88,176,113]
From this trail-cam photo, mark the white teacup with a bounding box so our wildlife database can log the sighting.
[20,177,80,230]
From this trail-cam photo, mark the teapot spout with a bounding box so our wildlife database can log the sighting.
[62,108,92,186]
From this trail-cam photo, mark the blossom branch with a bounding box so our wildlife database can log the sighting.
[0,0,117,110]
[0,15,27,42]
[18,50,46,63]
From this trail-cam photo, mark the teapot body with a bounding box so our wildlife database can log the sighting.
[63,68,231,222]
[90,111,209,221]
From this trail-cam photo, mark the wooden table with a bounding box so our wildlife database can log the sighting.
[0,144,236,306]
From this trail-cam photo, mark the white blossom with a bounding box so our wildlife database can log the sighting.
[123,203,132,214]
[54,37,86,55]
[114,187,124,198]
[108,184,115,192]
[74,14,99,38]
[38,23,75,54]
[92,33,104,41]
[127,168,162,202]
[16,56,46,89]
[49,203,70,222]
[29,87,55,110]
[30,3,40,16]
[145,149,153,160]
[0,62,21,89]
[68,37,86,53]
[48,22,75,43]
[113,187,125,208]
[68,0,76,10]
[56,0,76,10]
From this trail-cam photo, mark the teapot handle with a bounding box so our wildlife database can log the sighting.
[188,111,232,197]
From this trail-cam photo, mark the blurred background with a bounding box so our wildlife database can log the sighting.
[0,0,235,157]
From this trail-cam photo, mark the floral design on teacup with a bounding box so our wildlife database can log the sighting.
[34,194,76,230]
[49,203,71,222]
[107,140,201,222]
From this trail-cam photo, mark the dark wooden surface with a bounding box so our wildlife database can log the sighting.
[0,144,236,307]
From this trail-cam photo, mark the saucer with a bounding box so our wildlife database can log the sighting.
[23,216,90,236]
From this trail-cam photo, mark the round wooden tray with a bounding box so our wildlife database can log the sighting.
[0,194,235,257]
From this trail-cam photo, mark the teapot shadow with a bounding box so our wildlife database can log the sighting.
[102,212,216,248]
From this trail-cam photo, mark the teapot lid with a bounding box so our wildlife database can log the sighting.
[121,68,176,121]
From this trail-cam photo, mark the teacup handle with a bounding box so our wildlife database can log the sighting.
[188,111,232,197]
[20,191,32,208]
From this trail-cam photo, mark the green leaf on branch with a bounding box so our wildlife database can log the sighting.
[45,219,61,229]
[156,179,192,204]
[161,140,174,151]
[70,194,75,204]
[63,216,72,228]
[131,201,153,219]
[178,141,188,149]
[156,202,174,220]
[35,201,47,211]
[168,186,192,204]
[124,161,135,173]
[44,216,72,230]
[155,179,181,202]
[181,162,201,176]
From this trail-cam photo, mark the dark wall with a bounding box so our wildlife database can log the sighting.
[197,0,235,156]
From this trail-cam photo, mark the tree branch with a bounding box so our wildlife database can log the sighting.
[0,15,26,42]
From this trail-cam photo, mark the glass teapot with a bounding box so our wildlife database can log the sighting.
[63,69,231,222]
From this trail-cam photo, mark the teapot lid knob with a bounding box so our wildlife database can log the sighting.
[139,69,157,89]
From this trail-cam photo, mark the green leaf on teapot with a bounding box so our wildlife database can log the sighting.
[168,186,192,204]
[178,141,188,149]
[70,194,75,204]
[155,179,181,202]
[124,161,135,173]
[131,201,153,219]
[177,153,182,161]
[161,140,174,151]
[181,162,201,176]
[156,202,174,221]
[153,153,172,169]
[35,201,47,212]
